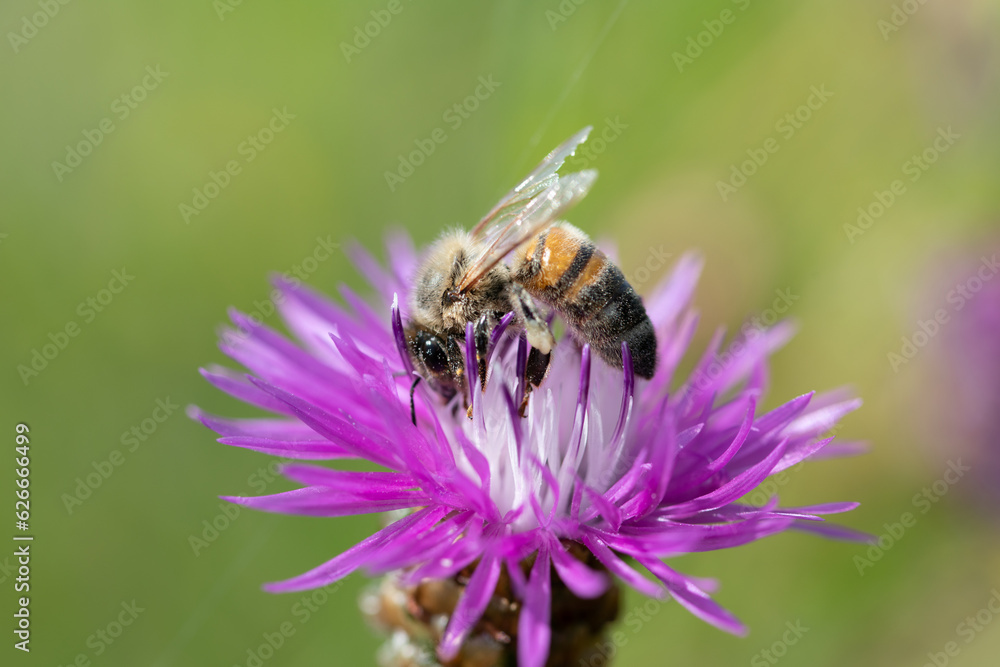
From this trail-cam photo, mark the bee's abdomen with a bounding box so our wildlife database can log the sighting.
[517,225,657,378]
[570,263,657,379]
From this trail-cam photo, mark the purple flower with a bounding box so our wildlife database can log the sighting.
[921,248,1000,515]
[193,233,866,666]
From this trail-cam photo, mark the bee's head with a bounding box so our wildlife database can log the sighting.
[406,325,461,400]
[411,232,473,331]
[413,329,451,376]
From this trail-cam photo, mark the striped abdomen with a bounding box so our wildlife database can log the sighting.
[513,223,657,378]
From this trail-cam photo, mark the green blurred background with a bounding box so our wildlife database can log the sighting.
[2,1,1000,665]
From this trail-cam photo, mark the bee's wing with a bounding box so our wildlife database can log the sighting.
[457,127,596,294]
[469,126,593,240]
[457,169,597,294]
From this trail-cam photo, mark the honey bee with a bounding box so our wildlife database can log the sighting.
[404,127,656,418]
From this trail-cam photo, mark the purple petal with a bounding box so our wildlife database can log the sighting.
[391,294,414,377]
[812,440,869,459]
[527,455,560,527]
[217,436,353,460]
[582,534,665,599]
[785,502,861,515]
[686,516,796,551]
[367,512,476,574]
[792,520,874,543]
[518,547,552,667]
[549,542,609,599]
[384,228,418,290]
[786,397,862,438]
[248,376,400,469]
[486,312,516,369]
[278,465,416,492]
[750,393,814,436]
[663,439,789,518]
[637,557,747,636]
[347,240,394,296]
[582,483,623,531]
[199,366,295,416]
[224,486,429,517]
[263,506,447,592]
[772,436,833,473]
[439,555,502,661]
[188,407,316,440]
[609,342,636,449]
[646,253,702,333]
[339,284,390,345]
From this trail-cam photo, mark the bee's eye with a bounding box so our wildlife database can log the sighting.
[418,334,450,375]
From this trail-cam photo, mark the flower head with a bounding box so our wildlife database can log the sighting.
[194,234,865,666]
[920,246,1000,516]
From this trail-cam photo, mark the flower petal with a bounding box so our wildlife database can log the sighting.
[518,547,552,667]
[438,554,502,661]
[637,557,747,636]
[263,506,447,592]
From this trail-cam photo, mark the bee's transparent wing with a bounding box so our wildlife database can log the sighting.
[457,127,596,294]
[457,169,597,294]
[469,126,593,240]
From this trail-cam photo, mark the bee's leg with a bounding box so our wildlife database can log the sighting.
[474,314,490,391]
[519,347,551,417]
[511,283,554,355]
[409,375,421,426]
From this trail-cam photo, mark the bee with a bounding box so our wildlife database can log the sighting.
[404,127,656,419]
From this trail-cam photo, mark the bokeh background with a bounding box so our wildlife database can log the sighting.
[3,1,1000,665]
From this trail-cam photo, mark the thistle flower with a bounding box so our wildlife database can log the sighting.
[193,233,866,667]
[918,247,1000,517]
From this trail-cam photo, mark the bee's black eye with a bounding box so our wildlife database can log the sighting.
[417,333,450,375]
